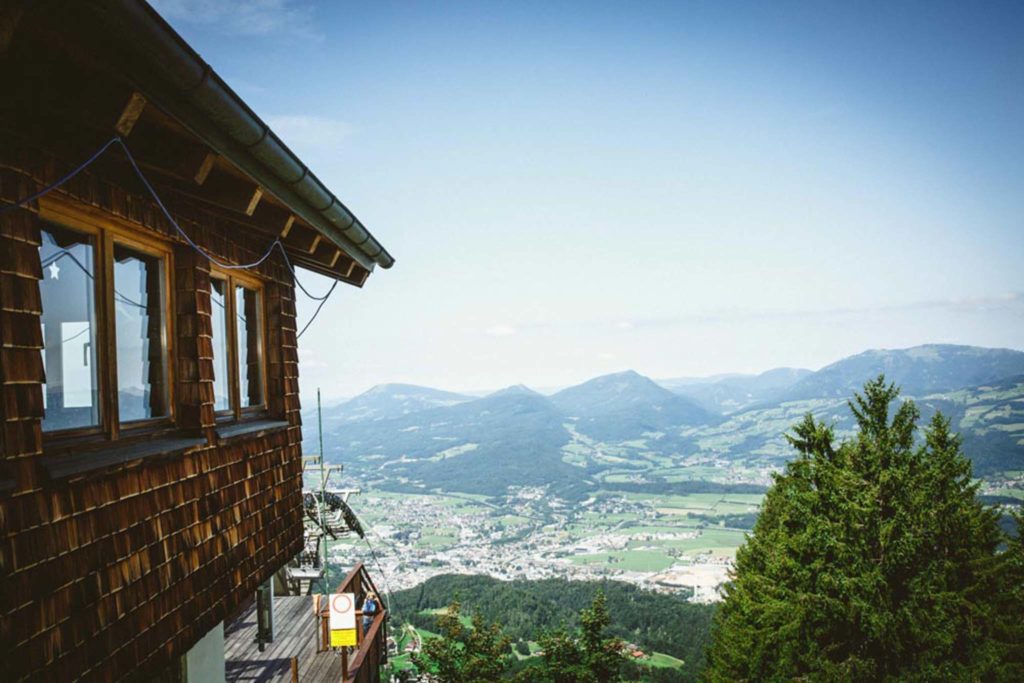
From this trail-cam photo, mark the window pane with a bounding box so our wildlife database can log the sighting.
[211,278,231,412]
[39,224,100,431]
[114,245,168,422]
[235,285,264,408]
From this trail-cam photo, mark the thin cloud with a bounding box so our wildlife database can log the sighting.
[507,292,1024,334]
[637,292,1024,328]
[151,0,320,39]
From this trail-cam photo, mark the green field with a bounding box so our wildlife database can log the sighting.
[645,651,686,669]
[990,487,1024,500]
[570,549,676,572]
[561,491,758,565]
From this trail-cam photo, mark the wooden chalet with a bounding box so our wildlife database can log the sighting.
[0,1,393,680]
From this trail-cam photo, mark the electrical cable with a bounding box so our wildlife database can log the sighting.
[42,249,147,309]
[296,279,339,340]
[362,534,396,616]
[4,135,342,334]
[115,137,281,271]
[274,241,336,301]
[0,137,122,215]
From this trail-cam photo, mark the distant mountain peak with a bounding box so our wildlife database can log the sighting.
[550,369,717,431]
[779,344,1024,402]
[364,382,420,394]
[609,369,643,378]
[326,383,472,423]
[488,384,542,398]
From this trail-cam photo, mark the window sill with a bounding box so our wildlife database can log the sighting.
[40,435,207,481]
[216,419,290,442]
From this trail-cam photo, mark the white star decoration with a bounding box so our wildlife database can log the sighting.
[48,262,60,280]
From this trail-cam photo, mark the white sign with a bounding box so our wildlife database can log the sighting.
[329,593,356,631]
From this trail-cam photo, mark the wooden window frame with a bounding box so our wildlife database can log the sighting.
[210,267,268,423]
[38,196,176,444]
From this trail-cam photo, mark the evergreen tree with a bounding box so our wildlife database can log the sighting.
[706,376,1011,681]
[987,508,1024,679]
[411,600,512,682]
[518,591,627,682]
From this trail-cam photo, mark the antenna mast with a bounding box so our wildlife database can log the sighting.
[317,388,328,591]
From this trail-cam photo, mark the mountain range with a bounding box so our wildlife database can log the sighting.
[309,344,1024,496]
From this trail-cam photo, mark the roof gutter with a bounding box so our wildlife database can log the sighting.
[83,0,394,272]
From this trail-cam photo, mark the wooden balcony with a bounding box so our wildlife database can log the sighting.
[318,563,389,683]
[224,562,387,682]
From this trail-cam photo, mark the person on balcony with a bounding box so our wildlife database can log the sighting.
[362,592,379,636]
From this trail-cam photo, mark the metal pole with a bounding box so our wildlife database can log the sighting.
[317,388,328,593]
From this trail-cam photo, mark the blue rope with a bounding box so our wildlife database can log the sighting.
[275,241,335,302]
[115,137,281,271]
[2,135,339,304]
[0,137,122,215]
[296,278,339,339]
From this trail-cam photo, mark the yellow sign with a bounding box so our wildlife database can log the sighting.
[329,592,358,648]
[330,628,357,647]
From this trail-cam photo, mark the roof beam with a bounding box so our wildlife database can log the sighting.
[281,214,296,237]
[114,91,147,137]
[193,151,217,185]
[171,163,263,216]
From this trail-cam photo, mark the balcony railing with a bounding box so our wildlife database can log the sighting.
[317,562,388,683]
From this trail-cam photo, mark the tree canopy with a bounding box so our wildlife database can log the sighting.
[706,376,1022,681]
[411,600,512,683]
[516,592,627,683]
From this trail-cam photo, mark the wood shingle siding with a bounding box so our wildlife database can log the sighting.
[1,144,306,680]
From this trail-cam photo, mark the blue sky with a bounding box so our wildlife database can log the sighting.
[153,0,1024,397]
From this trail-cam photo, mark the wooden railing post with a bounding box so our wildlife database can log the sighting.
[333,562,389,683]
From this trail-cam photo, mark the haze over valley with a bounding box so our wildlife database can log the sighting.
[306,343,1024,598]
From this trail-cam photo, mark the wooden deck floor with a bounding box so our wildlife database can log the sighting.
[225,595,347,682]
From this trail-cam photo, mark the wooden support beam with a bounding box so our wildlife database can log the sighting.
[114,91,147,137]
[330,249,343,268]
[277,221,319,254]
[122,117,214,184]
[194,152,217,185]
[246,186,264,216]
[282,214,296,238]
[307,234,321,255]
[199,169,264,216]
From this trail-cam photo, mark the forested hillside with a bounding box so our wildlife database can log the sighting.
[391,575,715,682]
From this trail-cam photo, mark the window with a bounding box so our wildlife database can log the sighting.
[39,225,100,431]
[211,278,231,412]
[38,219,172,436]
[236,284,264,408]
[113,245,169,422]
[210,273,266,418]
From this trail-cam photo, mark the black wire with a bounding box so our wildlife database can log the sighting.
[58,326,91,346]
[296,279,340,339]
[42,249,148,309]
[362,534,395,615]
[10,135,343,338]
[0,137,122,214]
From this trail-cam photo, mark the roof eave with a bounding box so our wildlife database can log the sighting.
[85,0,395,273]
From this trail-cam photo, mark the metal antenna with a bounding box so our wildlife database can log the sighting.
[317,388,328,593]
